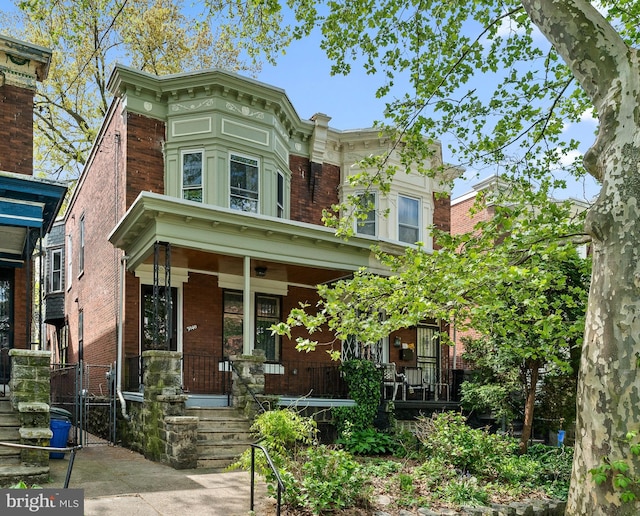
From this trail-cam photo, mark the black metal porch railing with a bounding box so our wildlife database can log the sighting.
[124,354,232,396]
[264,360,349,398]
[181,353,230,395]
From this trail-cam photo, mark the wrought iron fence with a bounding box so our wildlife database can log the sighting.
[124,353,231,396]
[182,353,230,395]
[264,360,349,398]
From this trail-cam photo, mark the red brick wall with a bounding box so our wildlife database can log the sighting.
[125,113,165,208]
[0,84,33,175]
[123,272,140,358]
[182,273,222,357]
[289,156,340,225]
[64,107,128,366]
[450,196,494,236]
[449,194,494,370]
[432,193,451,249]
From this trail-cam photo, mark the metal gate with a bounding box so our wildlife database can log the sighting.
[50,361,116,446]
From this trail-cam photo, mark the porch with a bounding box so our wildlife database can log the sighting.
[122,353,460,407]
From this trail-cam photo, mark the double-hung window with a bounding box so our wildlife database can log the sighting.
[50,249,62,292]
[356,192,377,236]
[230,154,259,213]
[276,171,285,218]
[255,294,281,362]
[182,151,203,202]
[398,195,420,244]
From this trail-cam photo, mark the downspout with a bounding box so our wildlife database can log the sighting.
[117,253,131,421]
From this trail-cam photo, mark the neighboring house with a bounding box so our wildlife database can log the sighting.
[449,175,590,374]
[50,64,455,410]
[0,35,67,376]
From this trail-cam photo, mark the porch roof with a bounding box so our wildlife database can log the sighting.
[109,191,400,277]
[0,170,67,267]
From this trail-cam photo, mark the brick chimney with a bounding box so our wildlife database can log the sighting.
[0,35,51,176]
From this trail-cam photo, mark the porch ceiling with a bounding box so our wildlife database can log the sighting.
[109,192,401,279]
[0,171,67,267]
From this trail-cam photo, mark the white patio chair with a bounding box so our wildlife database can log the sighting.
[380,362,405,400]
[403,366,427,400]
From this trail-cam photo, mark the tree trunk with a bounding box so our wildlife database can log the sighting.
[519,361,539,455]
[521,1,640,513]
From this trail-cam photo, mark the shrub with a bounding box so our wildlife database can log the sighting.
[332,359,383,435]
[438,476,489,508]
[230,408,317,478]
[297,445,370,514]
[415,411,517,477]
[336,426,397,455]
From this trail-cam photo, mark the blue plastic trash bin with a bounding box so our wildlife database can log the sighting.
[50,419,71,459]
[557,429,566,447]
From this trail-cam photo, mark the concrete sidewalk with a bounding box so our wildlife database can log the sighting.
[47,444,270,515]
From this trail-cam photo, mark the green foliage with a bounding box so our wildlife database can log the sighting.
[332,359,383,435]
[10,0,290,180]
[336,426,397,455]
[297,445,370,514]
[230,408,317,477]
[415,412,517,477]
[10,481,42,489]
[590,430,640,504]
[438,477,489,508]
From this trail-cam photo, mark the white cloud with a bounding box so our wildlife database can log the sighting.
[556,148,582,167]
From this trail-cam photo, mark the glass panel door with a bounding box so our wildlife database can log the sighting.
[417,326,440,386]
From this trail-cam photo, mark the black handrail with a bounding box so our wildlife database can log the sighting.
[0,441,82,488]
[250,443,285,516]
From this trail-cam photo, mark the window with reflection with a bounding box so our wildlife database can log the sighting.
[230,154,259,212]
[182,151,203,202]
[398,195,420,243]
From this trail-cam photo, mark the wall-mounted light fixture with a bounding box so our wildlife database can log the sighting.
[255,266,267,277]
[393,336,402,348]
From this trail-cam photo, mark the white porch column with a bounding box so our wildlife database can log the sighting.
[243,256,252,355]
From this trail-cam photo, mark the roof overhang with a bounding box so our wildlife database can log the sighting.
[0,171,67,267]
[109,191,399,276]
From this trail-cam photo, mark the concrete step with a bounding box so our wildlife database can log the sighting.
[0,414,20,427]
[0,399,14,413]
[0,464,49,488]
[0,426,20,441]
[185,407,254,469]
[185,407,245,420]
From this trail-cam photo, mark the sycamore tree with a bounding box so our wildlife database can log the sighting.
[274,0,640,512]
[4,0,291,180]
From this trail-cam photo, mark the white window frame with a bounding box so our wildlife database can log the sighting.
[181,149,204,202]
[229,153,259,213]
[66,234,72,290]
[50,248,63,293]
[355,191,377,236]
[398,194,421,244]
[276,170,285,218]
